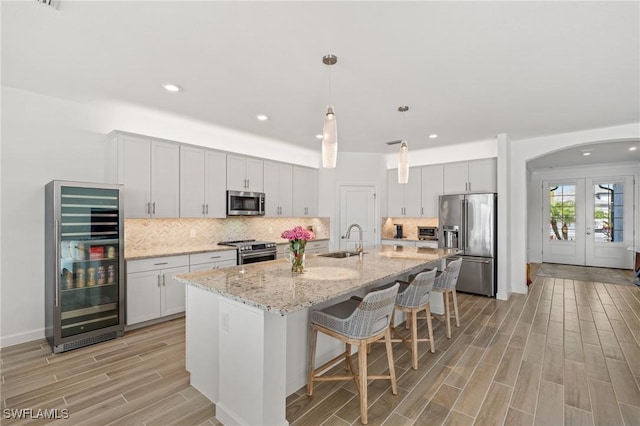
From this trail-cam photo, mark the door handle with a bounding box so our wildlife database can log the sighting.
[152,202,156,215]
[202,204,205,215]
[157,274,161,287]
[206,204,209,214]
[147,202,151,215]
[162,275,166,287]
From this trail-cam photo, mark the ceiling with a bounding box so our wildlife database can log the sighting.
[2,1,639,159]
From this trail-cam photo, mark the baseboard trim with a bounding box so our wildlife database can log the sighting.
[1,328,45,348]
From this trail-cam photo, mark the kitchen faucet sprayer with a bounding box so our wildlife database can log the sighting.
[342,223,364,256]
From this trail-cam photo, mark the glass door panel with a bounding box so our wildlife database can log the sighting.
[59,186,121,338]
[542,180,585,265]
[585,177,633,269]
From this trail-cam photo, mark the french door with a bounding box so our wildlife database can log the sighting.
[542,176,634,269]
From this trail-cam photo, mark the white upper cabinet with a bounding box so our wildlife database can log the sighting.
[388,168,421,217]
[227,154,264,192]
[263,161,293,217]
[443,158,496,194]
[180,146,226,218]
[114,133,179,218]
[420,164,444,217]
[292,166,319,216]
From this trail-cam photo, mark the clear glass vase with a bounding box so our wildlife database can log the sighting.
[290,250,305,273]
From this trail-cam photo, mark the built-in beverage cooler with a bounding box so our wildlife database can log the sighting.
[45,181,125,353]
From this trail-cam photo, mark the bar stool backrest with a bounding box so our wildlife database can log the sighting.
[434,258,463,290]
[397,268,437,308]
[318,283,399,340]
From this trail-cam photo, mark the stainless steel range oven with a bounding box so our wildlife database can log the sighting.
[219,240,277,265]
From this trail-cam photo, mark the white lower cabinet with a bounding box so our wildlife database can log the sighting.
[126,255,189,326]
[189,250,237,271]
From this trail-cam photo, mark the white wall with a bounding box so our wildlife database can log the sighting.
[383,138,497,169]
[508,123,640,298]
[528,162,640,264]
[0,87,321,347]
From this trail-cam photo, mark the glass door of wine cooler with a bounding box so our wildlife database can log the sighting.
[46,181,125,352]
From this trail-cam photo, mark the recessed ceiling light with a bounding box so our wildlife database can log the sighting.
[162,83,183,92]
[582,151,591,156]
[428,134,438,139]
[315,134,323,139]
[256,114,268,121]
[630,146,638,151]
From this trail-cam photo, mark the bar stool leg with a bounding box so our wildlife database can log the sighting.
[444,291,452,338]
[307,326,318,396]
[452,290,460,328]
[384,327,398,395]
[425,304,435,353]
[410,309,419,370]
[358,342,369,424]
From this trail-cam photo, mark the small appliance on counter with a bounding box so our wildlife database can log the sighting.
[394,224,404,239]
[417,226,438,241]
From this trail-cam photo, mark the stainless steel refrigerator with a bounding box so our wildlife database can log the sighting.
[45,181,125,353]
[438,193,497,297]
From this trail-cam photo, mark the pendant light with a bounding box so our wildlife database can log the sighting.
[397,106,409,184]
[322,54,338,168]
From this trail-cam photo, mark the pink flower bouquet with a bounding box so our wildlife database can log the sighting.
[281,226,315,273]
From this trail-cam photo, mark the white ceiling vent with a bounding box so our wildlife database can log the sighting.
[36,0,60,10]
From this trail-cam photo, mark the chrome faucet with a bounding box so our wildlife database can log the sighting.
[342,223,364,254]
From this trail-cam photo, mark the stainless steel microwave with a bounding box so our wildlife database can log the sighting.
[227,190,265,216]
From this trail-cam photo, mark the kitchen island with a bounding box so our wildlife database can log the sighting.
[176,245,460,425]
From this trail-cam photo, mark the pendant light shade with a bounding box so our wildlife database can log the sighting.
[398,140,409,184]
[397,106,410,184]
[322,105,337,168]
[321,54,338,168]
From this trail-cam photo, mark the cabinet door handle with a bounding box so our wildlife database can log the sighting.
[157,274,161,287]
[468,182,471,192]
[210,255,221,259]
[202,204,205,215]
[147,202,151,215]
[162,275,166,287]
[421,207,424,216]
[205,204,209,214]
[154,262,169,266]
[152,202,156,215]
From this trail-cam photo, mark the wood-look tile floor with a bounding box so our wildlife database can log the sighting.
[2,265,640,425]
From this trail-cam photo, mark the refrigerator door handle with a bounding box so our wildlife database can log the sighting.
[460,199,466,251]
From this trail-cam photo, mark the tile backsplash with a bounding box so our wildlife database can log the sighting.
[125,217,330,252]
[381,217,438,240]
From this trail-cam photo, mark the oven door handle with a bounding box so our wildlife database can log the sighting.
[240,251,277,260]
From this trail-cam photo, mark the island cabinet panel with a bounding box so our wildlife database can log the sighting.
[388,168,421,217]
[113,132,180,218]
[227,154,263,192]
[292,166,318,216]
[263,161,293,217]
[126,255,189,326]
[444,158,497,194]
[180,146,226,218]
[421,164,444,217]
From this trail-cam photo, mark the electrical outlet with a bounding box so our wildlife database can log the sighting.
[190,229,196,238]
[221,312,229,332]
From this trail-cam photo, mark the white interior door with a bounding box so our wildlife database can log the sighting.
[543,176,634,269]
[339,186,376,251]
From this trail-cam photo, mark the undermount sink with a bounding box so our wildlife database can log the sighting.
[317,250,365,258]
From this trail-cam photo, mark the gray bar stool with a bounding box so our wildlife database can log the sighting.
[433,258,463,338]
[390,268,437,370]
[306,283,399,425]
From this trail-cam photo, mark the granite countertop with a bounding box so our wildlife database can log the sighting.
[276,237,330,245]
[176,245,460,315]
[125,244,235,261]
